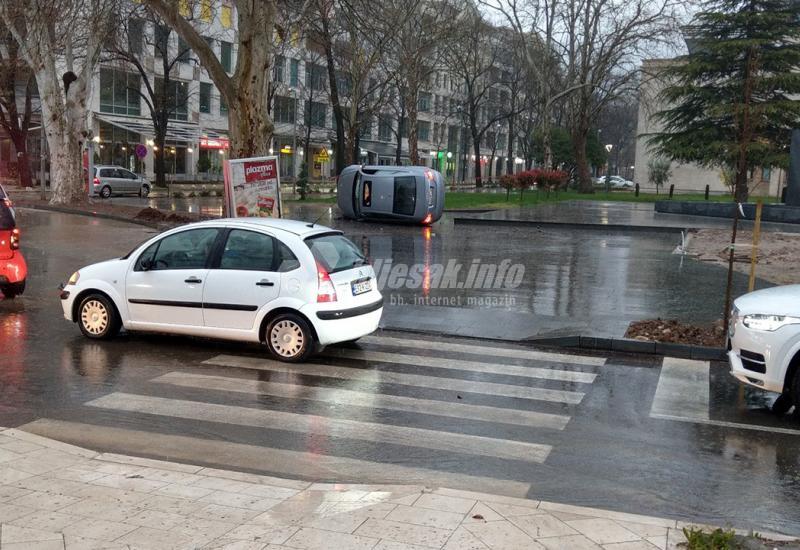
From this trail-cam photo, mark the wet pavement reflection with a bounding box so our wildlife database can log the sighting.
[1,207,799,535]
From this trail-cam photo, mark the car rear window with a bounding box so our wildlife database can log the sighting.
[0,203,14,230]
[305,233,366,274]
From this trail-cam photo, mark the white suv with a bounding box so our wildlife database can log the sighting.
[59,218,383,362]
[728,285,800,414]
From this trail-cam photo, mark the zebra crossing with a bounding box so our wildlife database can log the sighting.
[23,333,606,497]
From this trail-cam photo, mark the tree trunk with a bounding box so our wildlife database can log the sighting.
[407,96,419,165]
[154,131,167,187]
[506,114,515,175]
[395,103,405,165]
[473,138,482,187]
[39,79,88,204]
[573,127,593,194]
[541,117,553,170]
[9,133,32,187]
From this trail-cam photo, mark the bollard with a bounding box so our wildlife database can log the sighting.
[635,183,639,197]
[704,184,709,201]
[669,184,675,199]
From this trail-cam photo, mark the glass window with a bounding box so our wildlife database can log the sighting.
[221,5,232,28]
[393,176,416,216]
[418,92,431,112]
[359,117,371,139]
[305,233,366,274]
[134,241,159,271]
[150,228,219,270]
[220,93,228,115]
[761,167,772,182]
[99,168,116,177]
[273,95,295,124]
[220,41,233,72]
[155,25,170,58]
[290,59,299,87]
[177,37,191,63]
[199,82,212,113]
[128,18,143,55]
[378,116,392,142]
[156,78,189,121]
[362,180,372,207]
[273,55,285,83]
[305,101,327,127]
[418,121,430,142]
[200,0,212,21]
[277,241,300,272]
[306,63,326,91]
[220,230,275,271]
[100,69,141,116]
[0,203,14,230]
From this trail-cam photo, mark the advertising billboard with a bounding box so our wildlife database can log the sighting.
[223,156,282,218]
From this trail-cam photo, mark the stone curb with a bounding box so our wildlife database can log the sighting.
[17,204,161,229]
[380,325,727,361]
[452,216,688,233]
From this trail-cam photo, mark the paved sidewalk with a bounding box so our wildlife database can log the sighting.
[0,428,793,550]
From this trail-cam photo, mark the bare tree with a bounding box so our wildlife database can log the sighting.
[0,0,116,204]
[445,10,508,187]
[105,5,195,187]
[306,0,395,170]
[0,26,36,187]
[144,0,282,158]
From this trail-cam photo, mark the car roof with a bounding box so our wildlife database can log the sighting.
[189,217,339,238]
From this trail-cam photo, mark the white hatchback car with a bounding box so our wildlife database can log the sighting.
[728,285,800,414]
[59,218,383,362]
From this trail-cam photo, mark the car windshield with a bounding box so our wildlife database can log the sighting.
[0,203,15,230]
[305,233,367,274]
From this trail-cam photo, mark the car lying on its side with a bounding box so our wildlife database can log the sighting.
[60,218,383,362]
[728,285,800,414]
[0,200,26,298]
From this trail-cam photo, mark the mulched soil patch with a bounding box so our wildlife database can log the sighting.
[625,318,725,347]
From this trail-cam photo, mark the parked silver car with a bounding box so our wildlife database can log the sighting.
[92,165,151,198]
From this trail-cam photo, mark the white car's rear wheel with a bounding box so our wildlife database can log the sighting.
[772,392,792,415]
[78,294,121,340]
[266,313,313,362]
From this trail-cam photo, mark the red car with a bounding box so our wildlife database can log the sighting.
[0,200,26,298]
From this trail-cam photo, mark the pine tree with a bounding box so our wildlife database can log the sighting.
[648,0,800,202]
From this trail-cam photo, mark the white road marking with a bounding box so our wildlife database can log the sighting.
[203,354,585,405]
[154,372,571,430]
[20,419,533,497]
[650,358,710,420]
[324,348,597,384]
[649,413,800,436]
[87,393,553,463]
[360,335,606,366]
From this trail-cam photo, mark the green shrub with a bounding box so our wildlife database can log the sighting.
[682,527,736,550]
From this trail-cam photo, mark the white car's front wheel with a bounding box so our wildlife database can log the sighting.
[78,294,121,340]
[266,313,313,362]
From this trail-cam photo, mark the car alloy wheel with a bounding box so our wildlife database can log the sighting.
[270,319,305,358]
[140,185,150,198]
[81,299,109,336]
[77,293,121,340]
[100,186,111,198]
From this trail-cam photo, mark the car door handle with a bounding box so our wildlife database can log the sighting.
[256,280,275,287]
[184,277,202,284]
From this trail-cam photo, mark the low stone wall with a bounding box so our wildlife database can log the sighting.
[655,200,800,224]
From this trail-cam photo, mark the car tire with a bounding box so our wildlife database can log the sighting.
[77,293,121,340]
[792,371,800,417]
[139,185,150,198]
[265,313,314,363]
[100,186,112,199]
[1,280,25,299]
[772,392,793,415]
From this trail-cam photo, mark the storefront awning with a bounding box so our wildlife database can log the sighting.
[97,116,202,142]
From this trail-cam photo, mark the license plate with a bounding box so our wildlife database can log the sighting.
[351,278,371,296]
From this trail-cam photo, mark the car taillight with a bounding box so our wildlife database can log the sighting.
[316,263,337,303]
[422,213,432,225]
[10,228,19,250]
[93,177,100,185]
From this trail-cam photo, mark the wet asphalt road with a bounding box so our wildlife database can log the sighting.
[1,208,799,535]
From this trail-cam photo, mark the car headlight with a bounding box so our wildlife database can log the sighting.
[67,271,80,285]
[742,314,800,331]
